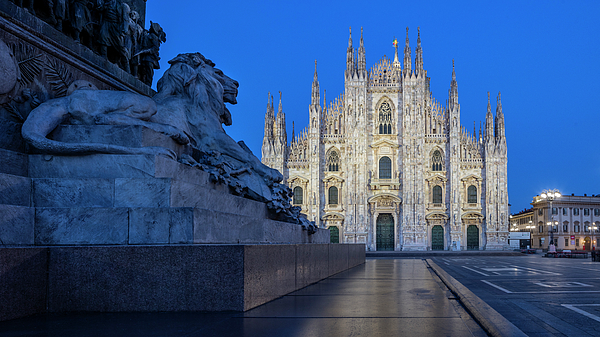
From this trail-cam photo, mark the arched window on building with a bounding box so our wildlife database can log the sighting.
[432,185,442,204]
[467,185,477,204]
[378,101,392,134]
[379,156,392,179]
[293,186,303,205]
[329,186,338,205]
[432,150,443,171]
[327,150,339,172]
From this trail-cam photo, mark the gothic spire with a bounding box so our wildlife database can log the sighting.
[346,27,355,79]
[357,27,366,79]
[495,92,505,140]
[403,27,412,75]
[415,27,423,74]
[311,60,320,106]
[449,60,458,111]
[274,91,287,152]
[262,92,275,158]
[485,91,494,143]
[323,89,327,117]
[278,91,283,115]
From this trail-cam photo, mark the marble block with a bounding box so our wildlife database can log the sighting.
[35,207,129,245]
[0,148,28,176]
[32,178,113,207]
[128,207,193,244]
[0,173,30,206]
[0,205,34,245]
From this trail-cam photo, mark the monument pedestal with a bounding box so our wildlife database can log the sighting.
[0,145,365,322]
[0,244,365,321]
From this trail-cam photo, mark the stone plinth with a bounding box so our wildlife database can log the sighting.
[0,248,47,321]
[0,244,365,319]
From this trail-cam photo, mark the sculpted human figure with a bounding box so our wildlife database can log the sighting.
[21,80,188,158]
[127,10,144,76]
[68,0,91,43]
[97,0,126,61]
[52,0,67,31]
[138,21,165,86]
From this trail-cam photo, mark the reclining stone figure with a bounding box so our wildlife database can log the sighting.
[21,80,188,159]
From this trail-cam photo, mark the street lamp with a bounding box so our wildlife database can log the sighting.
[527,220,533,249]
[541,189,561,250]
[588,224,598,250]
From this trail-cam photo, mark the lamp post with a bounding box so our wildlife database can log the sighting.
[528,220,533,249]
[541,189,561,250]
[589,224,598,251]
[587,224,598,261]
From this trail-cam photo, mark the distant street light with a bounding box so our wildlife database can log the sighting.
[541,189,561,250]
[588,225,598,250]
[528,220,533,249]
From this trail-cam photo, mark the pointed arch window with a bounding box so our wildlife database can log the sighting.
[329,186,338,205]
[379,156,392,179]
[467,185,477,204]
[293,186,303,205]
[432,185,442,204]
[378,101,392,134]
[327,150,340,172]
[432,150,443,171]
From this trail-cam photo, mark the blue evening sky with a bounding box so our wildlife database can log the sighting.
[146,0,600,213]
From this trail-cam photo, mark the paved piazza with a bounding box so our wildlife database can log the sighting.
[432,254,600,336]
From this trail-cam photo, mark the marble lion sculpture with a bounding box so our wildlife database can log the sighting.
[21,52,282,185]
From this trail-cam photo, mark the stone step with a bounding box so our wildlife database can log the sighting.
[192,208,320,244]
[0,173,31,206]
[31,177,171,208]
[34,207,194,246]
[171,179,268,219]
[0,204,34,245]
[28,153,212,186]
[31,174,265,219]
[0,148,28,176]
[32,206,324,246]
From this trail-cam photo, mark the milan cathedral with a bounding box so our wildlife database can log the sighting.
[262,27,509,251]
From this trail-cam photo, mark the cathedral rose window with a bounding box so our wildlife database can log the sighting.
[327,150,340,171]
[432,150,443,171]
[378,101,392,134]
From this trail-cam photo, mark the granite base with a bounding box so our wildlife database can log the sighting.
[0,244,365,321]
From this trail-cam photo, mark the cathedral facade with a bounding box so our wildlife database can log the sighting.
[261,28,509,251]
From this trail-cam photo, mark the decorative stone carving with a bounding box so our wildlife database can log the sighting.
[19,51,313,230]
[6,0,164,84]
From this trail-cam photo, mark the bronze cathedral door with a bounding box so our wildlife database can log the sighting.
[432,225,444,250]
[376,214,394,251]
[467,225,479,250]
